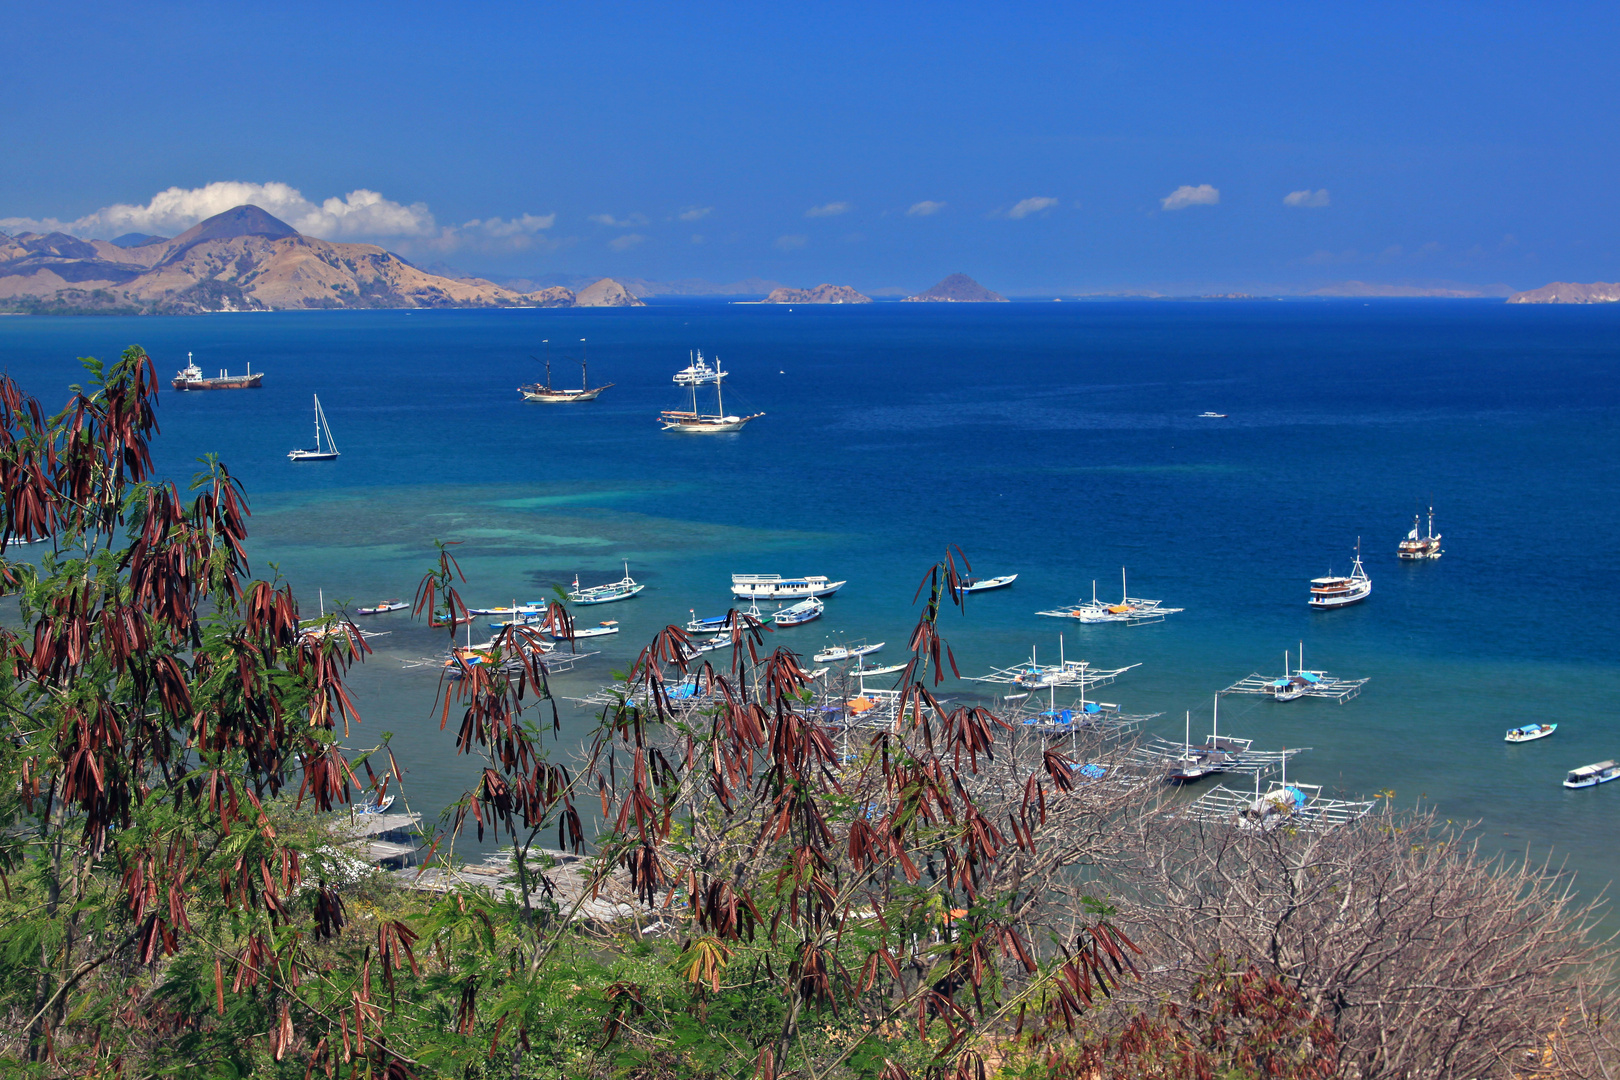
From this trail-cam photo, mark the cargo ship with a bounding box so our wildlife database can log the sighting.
[172,353,264,390]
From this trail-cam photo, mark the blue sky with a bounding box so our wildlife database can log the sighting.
[4,1,1617,294]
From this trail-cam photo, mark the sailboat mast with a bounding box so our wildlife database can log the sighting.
[580,338,588,391]
[716,360,724,417]
[312,395,321,449]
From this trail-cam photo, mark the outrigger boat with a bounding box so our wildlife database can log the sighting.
[813,640,884,663]
[1037,569,1183,626]
[1184,754,1373,831]
[469,601,548,617]
[1563,760,1620,789]
[1309,540,1372,608]
[961,574,1017,593]
[288,395,340,462]
[661,352,763,432]
[520,339,613,402]
[1398,506,1443,560]
[731,574,846,600]
[568,563,644,605]
[1506,723,1557,744]
[355,599,408,616]
[1222,643,1370,704]
[172,352,263,390]
[550,620,620,641]
[969,638,1140,693]
[772,598,824,626]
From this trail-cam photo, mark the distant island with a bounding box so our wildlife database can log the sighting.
[1507,281,1620,304]
[0,204,642,314]
[903,273,1007,302]
[761,283,871,304]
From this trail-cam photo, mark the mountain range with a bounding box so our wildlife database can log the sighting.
[0,205,641,313]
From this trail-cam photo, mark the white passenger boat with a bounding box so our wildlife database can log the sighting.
[1309,542,1371,609]
[568,563,644,605]
[961,574,1017,593]
[1197,411,1227,418]
[288,395,340,462]
[1563,760,1620,789]
[813,641,884,663]
[1505,723,1556,744]
[772,598,824,626]
[673,350,725,385]
[1398,507,1443,560]
[731,574,846,600]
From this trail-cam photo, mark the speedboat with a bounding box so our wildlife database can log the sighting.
[1505,723,1556,744]
[1563,760,1620,789]
[961,574,1017,593]
[772,598,824,626]
[731,574,846,600]
[568,563,644,605]
[355,599,408,616]
[1197,411,1227,418]
[1309,542,1372,609]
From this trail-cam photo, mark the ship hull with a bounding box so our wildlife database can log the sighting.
[173,373,264,391]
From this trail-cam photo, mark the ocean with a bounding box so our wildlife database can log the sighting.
[2,301,1618,891]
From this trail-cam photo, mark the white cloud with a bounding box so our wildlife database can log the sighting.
[608,233,645,252]
[677,206,712,222]
[907,200,946,217]
[805,201,850,218]
[1007,196,1059,219]
[1283,188,1331,208]
[1161,184,1220,210]
[774,234,808,251]
[588,212,647,227]
[0,180,558,255]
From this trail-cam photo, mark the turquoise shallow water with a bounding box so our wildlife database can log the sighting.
[2,302,1618,887]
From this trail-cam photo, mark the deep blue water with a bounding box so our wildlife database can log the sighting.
[2,301,1617,886]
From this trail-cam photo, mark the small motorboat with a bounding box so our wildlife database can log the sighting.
[1563,760,1620,789]
[1505,723,1557,744]
[354,794,395,815]
[1197,411,1227,418]
[772,598,825,626]
[551,620,620,641]
[469,601,548,617]
[488,614,549,631]
[355,599,408,616]
[814,641,884,663]
[961,574,1017,593]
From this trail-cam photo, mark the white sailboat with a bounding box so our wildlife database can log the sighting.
[288,395,339,462]
[661,352,764,433]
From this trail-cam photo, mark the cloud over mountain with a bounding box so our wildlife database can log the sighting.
[0,181,556,255]
[1161,184,1220,210]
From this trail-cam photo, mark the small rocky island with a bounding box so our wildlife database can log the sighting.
[903,273,1007,302]
[1507,281,1620,304]
[761,283,871,304]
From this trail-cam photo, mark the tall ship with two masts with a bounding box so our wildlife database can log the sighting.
[660,351,764,433]
[172,352,263,390]
[520,339,613,402]
[1398,506,1443,559]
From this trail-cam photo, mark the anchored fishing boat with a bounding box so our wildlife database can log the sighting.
[172,352,263,390]
[520,339,613,402]
[1398,506,1444,560]
[288,395,340,462]
[731,574,846,600]
[551,620,620,641]
[568,563,644,605]
[961,574,1017,593]
[355,599,408,616]
[771,598,824,626]
[813,640,885,663]
[1506,723,1557,744]
[1037,569,1183,626]
[468,601,548,617]
[1222,643,1370,704]
[1309,541,1371,609]
[969,638,1141,692]
[1564,760,1620,789]
[661,353,763,432]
